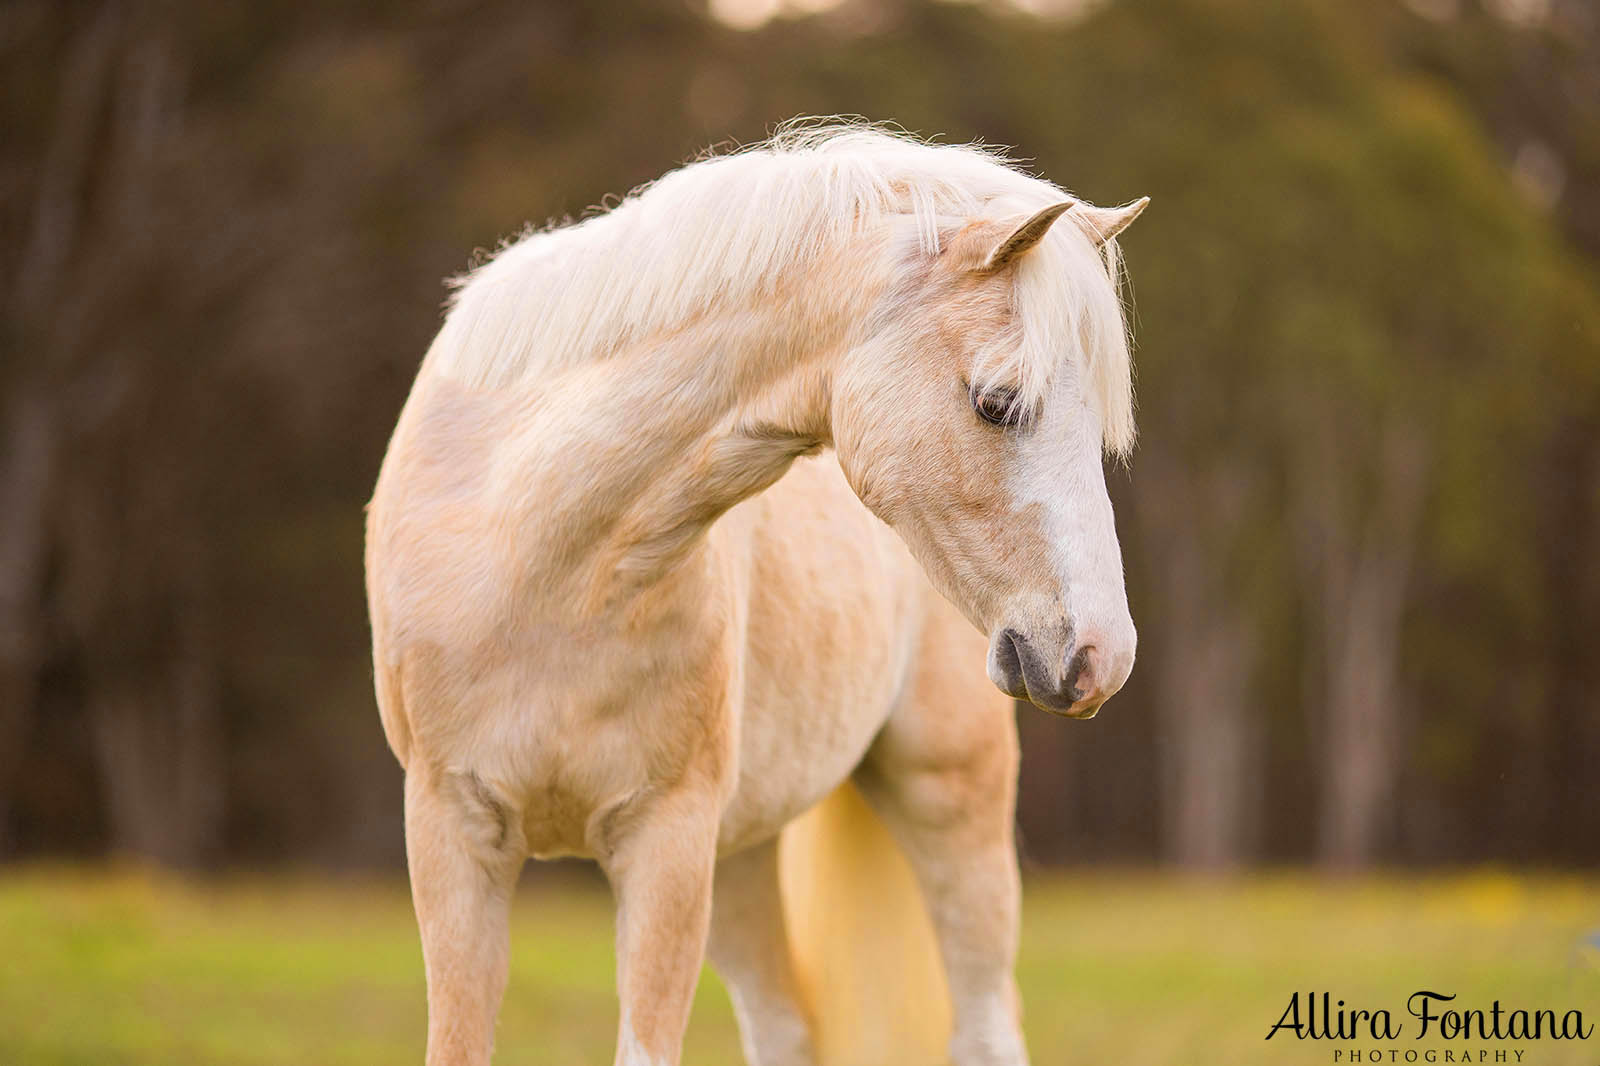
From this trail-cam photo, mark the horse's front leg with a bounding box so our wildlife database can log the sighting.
[405,763,526,1066]
[857,745,1028,1066]
[857,662,1029,1066]
[600,785,722,1066]
[708,837,816,1066]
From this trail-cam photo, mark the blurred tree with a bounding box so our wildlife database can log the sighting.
[1,0,1595,870]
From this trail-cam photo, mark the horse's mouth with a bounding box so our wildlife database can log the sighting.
[1029,696,1103,720]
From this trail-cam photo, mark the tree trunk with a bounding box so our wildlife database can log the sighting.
[0,385,58,853]
[1136,453,1259,869]
[0,4,124,853]
[1312,423,1427,869]
[1535,418,1600,863]
[1316,557,1408,866]
[1157,532,1256,869]
[88,593,223,868]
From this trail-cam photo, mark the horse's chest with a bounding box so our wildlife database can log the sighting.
[713,509,924,852]
[716,683,896,854]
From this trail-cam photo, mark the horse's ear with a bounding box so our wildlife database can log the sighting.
[1069,196,1150,246]
[978,201,1073,272]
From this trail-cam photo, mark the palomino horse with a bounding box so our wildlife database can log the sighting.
[366,125,1146,1066]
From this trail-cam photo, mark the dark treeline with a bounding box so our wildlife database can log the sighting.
[1,0,1596,871]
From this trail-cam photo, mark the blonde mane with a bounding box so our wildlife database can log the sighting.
[428,122,1136,455]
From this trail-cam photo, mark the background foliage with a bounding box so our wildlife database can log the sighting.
[2,0,1596,871]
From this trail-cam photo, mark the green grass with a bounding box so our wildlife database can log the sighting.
[1,867,1596,1064]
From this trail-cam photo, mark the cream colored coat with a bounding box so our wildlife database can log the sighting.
[367,126,1145,1066]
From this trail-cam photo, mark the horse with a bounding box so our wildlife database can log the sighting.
[365,123,1146,1066]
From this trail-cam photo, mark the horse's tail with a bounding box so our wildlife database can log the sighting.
[778,782,950,1066]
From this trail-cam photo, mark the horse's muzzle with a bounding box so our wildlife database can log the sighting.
[986,625,1127,718]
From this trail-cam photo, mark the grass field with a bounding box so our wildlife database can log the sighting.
[2,867,1596,1065]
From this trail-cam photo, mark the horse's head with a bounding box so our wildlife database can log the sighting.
[833,196,1146,717]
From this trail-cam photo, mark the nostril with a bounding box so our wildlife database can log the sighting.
[988,627,1031,700]
[996,627,1023,676]
[1064,644,1099,700]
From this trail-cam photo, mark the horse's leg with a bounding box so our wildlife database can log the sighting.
[708,838,816,1066]
[405,763,526,1066]
[856,745,1026,1065]
[856,630,1029,1066]
[601,787,722,1066]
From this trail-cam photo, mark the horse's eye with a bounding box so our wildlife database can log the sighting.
[971,385,1023,428]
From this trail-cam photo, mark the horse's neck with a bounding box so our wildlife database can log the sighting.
[509,253,885,612]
